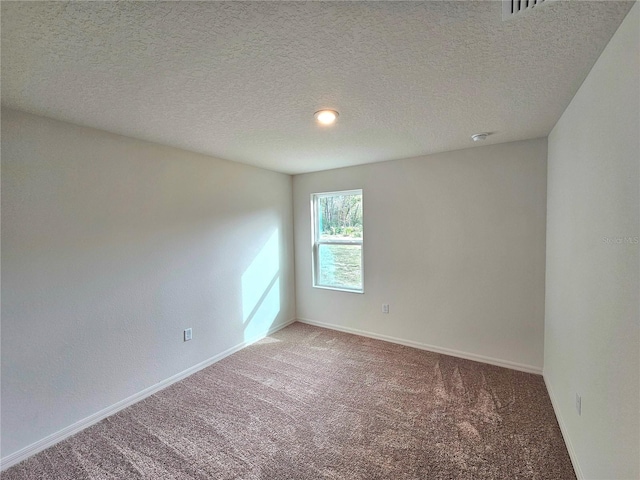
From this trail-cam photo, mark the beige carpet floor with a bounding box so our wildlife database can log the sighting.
[3,322,576,479]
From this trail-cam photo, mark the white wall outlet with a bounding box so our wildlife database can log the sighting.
[382,304,390,314]
[575,393,581,415]
[184,328,193,342]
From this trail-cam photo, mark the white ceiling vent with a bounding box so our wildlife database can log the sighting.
[503,0,553,20]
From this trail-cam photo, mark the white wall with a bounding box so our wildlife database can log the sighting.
[0,109,296,460]
[544,4,639,479]
[293,138,548,372]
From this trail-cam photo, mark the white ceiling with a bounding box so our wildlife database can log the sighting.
[1,1,633,174]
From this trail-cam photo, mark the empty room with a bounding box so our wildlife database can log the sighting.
[1,1,638,479]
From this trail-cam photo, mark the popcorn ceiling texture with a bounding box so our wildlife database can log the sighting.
[0,1,633,174]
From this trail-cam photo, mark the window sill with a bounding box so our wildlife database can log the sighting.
[312,284,364,294]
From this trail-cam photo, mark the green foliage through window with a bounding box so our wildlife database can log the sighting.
[313,190,363,292]
[318,194,363,240]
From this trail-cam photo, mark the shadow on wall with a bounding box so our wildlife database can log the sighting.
[242,229,280,342]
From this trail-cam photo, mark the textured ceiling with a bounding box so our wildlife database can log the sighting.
[1,1,634,174]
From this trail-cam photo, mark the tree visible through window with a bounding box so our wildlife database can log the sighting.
[312,190,363,292]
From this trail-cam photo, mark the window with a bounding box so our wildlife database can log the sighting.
[312,189,363,293]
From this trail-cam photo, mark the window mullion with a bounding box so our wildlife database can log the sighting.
[317,240,363,246]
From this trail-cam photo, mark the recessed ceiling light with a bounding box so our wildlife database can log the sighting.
[314,109,339,125]
[471,133,489,142]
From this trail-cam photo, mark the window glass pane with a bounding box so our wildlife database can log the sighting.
[318,244,362,290]
[318,193,363,242]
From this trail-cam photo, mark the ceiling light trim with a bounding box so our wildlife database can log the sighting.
[314,109,339,126]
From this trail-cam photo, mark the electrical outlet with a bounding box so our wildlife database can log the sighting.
[382,304,390,314]
[184,328,193,342]
[575,393,581,416]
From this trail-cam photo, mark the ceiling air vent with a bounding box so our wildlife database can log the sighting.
[503,0,552,20]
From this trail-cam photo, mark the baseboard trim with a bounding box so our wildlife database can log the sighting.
[296,317,543,375]
[543,374,584,480]
[0,318,296,471]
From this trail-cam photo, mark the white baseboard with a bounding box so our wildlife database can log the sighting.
[0,318,296,472]
[296,317,543,375]
[543,374,584,480]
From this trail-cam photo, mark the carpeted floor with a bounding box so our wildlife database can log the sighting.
[3,322,576,479]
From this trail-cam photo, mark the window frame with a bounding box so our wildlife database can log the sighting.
[311,189,364,294]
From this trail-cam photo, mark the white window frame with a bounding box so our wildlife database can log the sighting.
[311,189,364,294]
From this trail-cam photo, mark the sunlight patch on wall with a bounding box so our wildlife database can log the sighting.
[244,277,280,342]
[241,229,280,342]
[242,230,279,322]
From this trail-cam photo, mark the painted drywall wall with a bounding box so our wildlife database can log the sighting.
[293,138,548,372]
[0,109,296,459]
[544,4,639,479]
